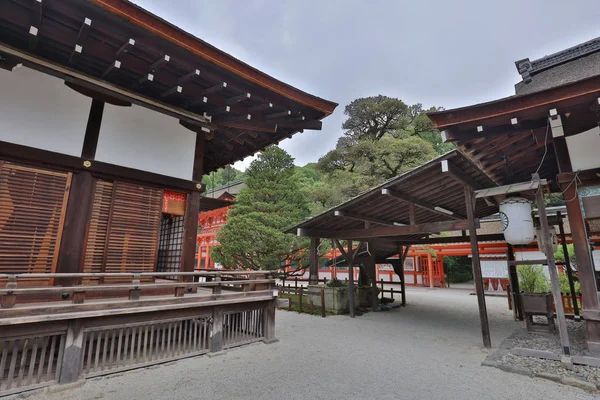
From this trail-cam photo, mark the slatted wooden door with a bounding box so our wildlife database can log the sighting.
[83,181,162,280]
[0,161,71,281]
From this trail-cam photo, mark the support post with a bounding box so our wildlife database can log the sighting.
[464,186,491,348]
[210,306,223,353]
[560,176,600,353]
[557,211,580,319]
[347,240,356,318]
[59,320,84,384]
[536,185,570,355]
[507,245,523,321]
[309,236,320,285]
[55,171,95,286]
[263,299,278,344]
[367,242,378,311]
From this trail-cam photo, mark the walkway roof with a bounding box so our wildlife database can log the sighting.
[288,150,499,261]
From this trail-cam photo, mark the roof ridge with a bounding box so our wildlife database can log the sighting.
[515,36,600,82]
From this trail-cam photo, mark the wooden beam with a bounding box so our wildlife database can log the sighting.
[28,26,38,50]
[160,85,183,98]
[248,103,273,113]
[266,110,291,119]
[408,202,416,225]
[192,131,205,182]
[0,43,208,125]
[334,210,396,227]
[177,69,200,85]
[309,237,319,285]
[465,185,491,348]
[138,72,154,86]
[298,219,475,239]
[149,54,169,72]
[32,0,42,26]
[224,92,251,105]
[441,159,483,189]
[393,233,505,245]
[212,119,277,133]
[68,44,83,65]
[115,38,135,59]
[81,99,104,159]
[272,119,322,131]
[381,188,465,220]
[201,82,227,95]
[101,60,121,79]
[75,17,92,44]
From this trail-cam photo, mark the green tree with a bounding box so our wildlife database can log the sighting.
[211,147,310,271]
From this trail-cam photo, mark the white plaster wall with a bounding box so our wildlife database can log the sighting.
[0,66,89,156]
[566,126,600,171]
[96,104,196,180]
[592,250,600,271]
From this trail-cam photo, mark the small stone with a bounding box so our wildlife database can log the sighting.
[561,377,597,392]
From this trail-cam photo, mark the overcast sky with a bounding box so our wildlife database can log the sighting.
[136,0,600,170]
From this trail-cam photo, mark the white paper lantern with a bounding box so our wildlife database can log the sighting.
[499,198,535,245]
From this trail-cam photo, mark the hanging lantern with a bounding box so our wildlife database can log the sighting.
[499,198,535,245]
[536,227,558,255]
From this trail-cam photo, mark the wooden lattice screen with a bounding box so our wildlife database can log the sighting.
[0,161,71,278]
[83,181,162,280]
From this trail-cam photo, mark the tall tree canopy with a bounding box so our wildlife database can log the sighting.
[313,96,442,210]
[211,147,310,270]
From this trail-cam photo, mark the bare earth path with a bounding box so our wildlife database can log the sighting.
[22,287,596,400]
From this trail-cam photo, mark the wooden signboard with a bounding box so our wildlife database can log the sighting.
[163,190,187,216]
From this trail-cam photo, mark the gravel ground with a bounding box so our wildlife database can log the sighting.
[16,287,597,400]
[488,320,600,387]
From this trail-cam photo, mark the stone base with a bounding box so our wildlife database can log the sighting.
[48,380,86,393]
[262,338,280,345]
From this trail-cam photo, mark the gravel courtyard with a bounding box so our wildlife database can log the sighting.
[20,287,597,400]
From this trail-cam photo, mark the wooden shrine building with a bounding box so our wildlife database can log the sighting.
[428,36,600,354]
[0,0,336,395]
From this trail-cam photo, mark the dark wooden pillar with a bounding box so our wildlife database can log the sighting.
[557,211,580,319]
[506,244,523,321]
[55,98,106,286]
[81,99,105,160]
[560,176,600,354]
[181,131,205,282]
[347,240,356,318]
[55,173,95,286]
[309,237,319,285]
[366,241,378,311]
[464,186,491,348]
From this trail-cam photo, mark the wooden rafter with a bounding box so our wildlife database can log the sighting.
[333,210,396,227]
[381,188,465,220]
[298,219,475,239]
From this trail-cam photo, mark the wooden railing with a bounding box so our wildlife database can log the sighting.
[0,271,278,395]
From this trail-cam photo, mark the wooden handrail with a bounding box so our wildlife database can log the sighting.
[0,270,273,279]
[0,279,274,296]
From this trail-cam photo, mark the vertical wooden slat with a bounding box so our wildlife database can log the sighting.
[182,320,188,353]
[94,331,102,372]
[101,330,109,371]
[6,340,19,390]
[192,319,198,351]
[122,328,130,366]
[177,321,183,356]
[0,340,8,390]
[137,326,143,361]
[116,328,123,367]
[45,335,57,382]
[54,334,66,382]
[26,337,39,386]
[129,327,136,363]
[144,326,150,362]
[36,337,48,384]
[166,323,172,357]
[109,329,116,369]
[85,332,94,375]
[149,325,155,362]
[16,338,29,387]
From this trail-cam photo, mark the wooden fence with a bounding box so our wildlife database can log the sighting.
[277,286,326,318]
[0,271,277,396]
